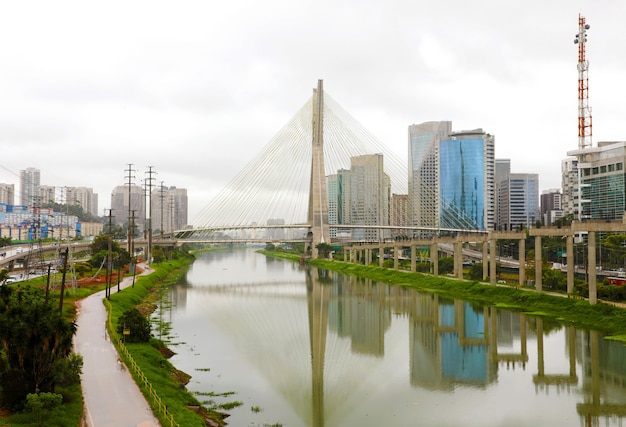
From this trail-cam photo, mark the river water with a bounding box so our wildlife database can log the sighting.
[158,248,626,427]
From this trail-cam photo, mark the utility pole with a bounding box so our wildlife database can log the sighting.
[58,247,69,315]
[124,164,135,254]
[159,181,165,239]
[105,209,114,299]
[145,166,156,264]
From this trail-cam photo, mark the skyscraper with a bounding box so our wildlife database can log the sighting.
[498,173,539,230]
[19,167,40,206]
[439,129,495,230]
[540,189,563,226]
[408,121,452,233]
[110,185,145,234]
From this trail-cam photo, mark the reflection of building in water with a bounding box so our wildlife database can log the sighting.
[409,294,497,390]
[328,275,391,356]
[577,330,626,425]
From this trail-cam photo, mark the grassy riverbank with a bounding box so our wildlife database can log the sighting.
[105,255,228,427]
[260,250,626,341]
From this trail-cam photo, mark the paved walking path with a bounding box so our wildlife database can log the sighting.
[74,266,161,427]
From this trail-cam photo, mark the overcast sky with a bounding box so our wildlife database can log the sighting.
[1,1,625,223]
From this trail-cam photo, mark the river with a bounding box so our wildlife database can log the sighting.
[157,248,626,427]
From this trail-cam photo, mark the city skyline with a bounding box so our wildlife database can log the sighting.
[1,2,625,222]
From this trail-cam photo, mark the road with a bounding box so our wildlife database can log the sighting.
[74,266,160,427]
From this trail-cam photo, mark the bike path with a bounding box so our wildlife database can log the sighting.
[74,266,160,427]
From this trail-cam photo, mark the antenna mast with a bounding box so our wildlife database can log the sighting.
[574,13,592,149]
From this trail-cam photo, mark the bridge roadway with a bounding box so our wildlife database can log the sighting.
[343,219,626,306]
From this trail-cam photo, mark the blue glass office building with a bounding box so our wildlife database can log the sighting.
[439,131,495,230]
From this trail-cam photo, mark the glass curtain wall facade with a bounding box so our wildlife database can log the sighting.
[439,131,495,230]
[569,141,626,221]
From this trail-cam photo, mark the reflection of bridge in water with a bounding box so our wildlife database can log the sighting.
[168,259,626,426]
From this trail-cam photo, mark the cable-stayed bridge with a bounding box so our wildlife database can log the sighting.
[175,80,484,256]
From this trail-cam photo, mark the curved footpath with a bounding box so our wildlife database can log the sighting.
[74,265,161,427]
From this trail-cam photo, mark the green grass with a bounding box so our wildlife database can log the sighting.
[105,257,228,427]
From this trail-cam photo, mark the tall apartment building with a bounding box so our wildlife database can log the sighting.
[66,187,99,217]
[561,157,580,217]
[391,193,409,238]
[110,185,145,234]
[151,186,188,235]
[20,167,40,206]
[327,155,390,241]
[439,129,495,230]
[408,121,452,232]
[568,141,626,221]
[498,173,539,230]
[495,159,511,230]
[39,185,56,206]
[0,184,14,205]
[540,189,563,226]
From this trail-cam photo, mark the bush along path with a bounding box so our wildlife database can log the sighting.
[101,255,229,427]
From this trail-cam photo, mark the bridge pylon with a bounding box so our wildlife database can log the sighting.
[308,80,331,258]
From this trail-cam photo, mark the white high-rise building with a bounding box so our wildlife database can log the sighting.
[66,187,99,217]
[20,167,40,206]
[0,184,15,205]
[151,186,188,235]
[110,185,145,234]
[408,121,452,232]
[498,173,539,230]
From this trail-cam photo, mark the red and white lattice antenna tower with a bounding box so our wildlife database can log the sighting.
[574,13,592,149]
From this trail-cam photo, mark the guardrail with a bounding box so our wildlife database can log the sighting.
[104,299,179,427]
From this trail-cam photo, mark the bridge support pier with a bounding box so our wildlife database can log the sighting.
[490,239,497,285]
[518,237,526,288]
[410,245,416,272]
[482,241,488,280]
[379,245,384,267]
[431,243,438,276]
[394,246,399,271]
[535,236,542,292]
[454,241,463,280]
[588,232,597,305]
[566,235,574,294]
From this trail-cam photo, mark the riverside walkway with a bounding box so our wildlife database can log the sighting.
[74,265,160,427]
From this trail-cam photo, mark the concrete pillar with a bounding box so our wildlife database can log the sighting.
[490,239,497,285]
[343,250,347,263]
[431,243,438,276]
[535,236,542,292]
[566,235,574,295]
[410,245,416,272]
[588,231,597,305]
[394,246,399,271]
[518,238,526,288]
[379,245,384,268]
[457,241,464,280]
[482,241,488,280]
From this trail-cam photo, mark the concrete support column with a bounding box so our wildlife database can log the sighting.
[489,239,497,285]
[518,238,526,288]
[588,231,597,305]
[343,250,347,263]
[394,246,399,271]
[482,241,488,280]
[566,235,574,294]
[431,243,438,276]
[410,245,416,272]
[535,236,542,292]
[365,248,371,266]
[454,241,462,279]
[379,245,384,268]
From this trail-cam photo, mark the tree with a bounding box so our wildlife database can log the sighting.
[0,286,77,409]
[89,234,131,268]
[117,308,151,343]
[315,242,332,258]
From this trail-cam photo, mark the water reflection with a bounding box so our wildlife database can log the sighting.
[163,250,626,427]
